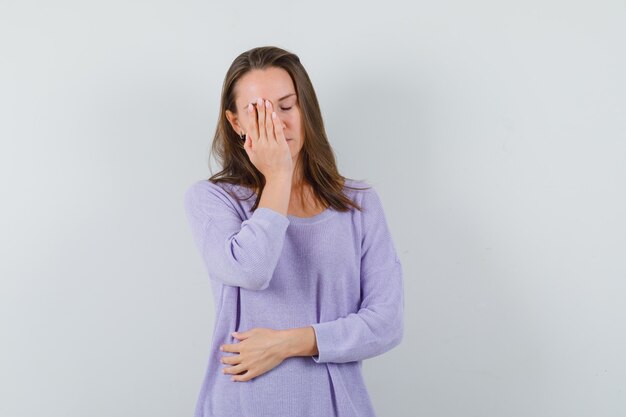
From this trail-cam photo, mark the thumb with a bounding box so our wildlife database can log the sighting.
[243,134,252,152]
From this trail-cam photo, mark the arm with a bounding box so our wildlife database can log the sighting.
[307,187,405,363]
[183,180,290,291]
[277,326,319,358]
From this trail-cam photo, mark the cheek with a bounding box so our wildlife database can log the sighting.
[240,112,252,125]
[282,111,297,121]
[278,113,295,128]
[284,112,302,130]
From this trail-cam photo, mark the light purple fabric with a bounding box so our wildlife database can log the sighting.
[183,178,404,417]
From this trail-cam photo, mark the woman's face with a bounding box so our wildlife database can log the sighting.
[226,66,304,162]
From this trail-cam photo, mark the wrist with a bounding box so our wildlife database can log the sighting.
[279,327,318,359]
[265,172,293,185]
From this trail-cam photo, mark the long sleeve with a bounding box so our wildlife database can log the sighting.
[183,180,290,291]
[310,187,404,363]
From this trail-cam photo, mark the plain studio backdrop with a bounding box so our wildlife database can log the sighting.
[1,1,625,416]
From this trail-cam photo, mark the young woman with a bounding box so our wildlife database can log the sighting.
[184,45,404,417]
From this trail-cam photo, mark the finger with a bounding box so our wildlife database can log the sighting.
[220,343,240,353]
[272,111,287,144]
[221,355,242,365]
[246,103,258,145]
[232,331,250,340]
[256,97,267,142]
[243,132,252,153]
[223,362,247,375]
[232,370,255,382]
[264,100,276,142]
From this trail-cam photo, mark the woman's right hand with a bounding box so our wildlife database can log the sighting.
[243,97,293,181]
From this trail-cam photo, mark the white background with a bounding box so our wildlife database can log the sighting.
[1,1,625,416]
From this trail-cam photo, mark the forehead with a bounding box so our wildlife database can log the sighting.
[234,67,296,103]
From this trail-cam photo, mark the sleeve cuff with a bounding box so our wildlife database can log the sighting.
[309,321,332,364]
[251,207,290,228]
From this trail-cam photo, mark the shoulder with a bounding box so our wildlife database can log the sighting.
[341,178,384,210]
[185,179,251,197]
[342,177,373,196]
[183,179,245,212]
[184,179,222,200]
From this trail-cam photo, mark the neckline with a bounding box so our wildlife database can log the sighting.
[221,180,344,225]
[286,206,335,224]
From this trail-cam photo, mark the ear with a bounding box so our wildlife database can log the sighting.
[225,109,244,136]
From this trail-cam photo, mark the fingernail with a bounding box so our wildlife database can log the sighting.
[265,100,270,108]
[272,111,276,119]
[219,346,224,351]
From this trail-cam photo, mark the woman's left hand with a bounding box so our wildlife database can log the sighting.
[219,327,291,382]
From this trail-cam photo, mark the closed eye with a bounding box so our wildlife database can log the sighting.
[280,106,292,111]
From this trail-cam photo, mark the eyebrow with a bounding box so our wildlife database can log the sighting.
[277,93,296,101]
[245,93,296,108]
